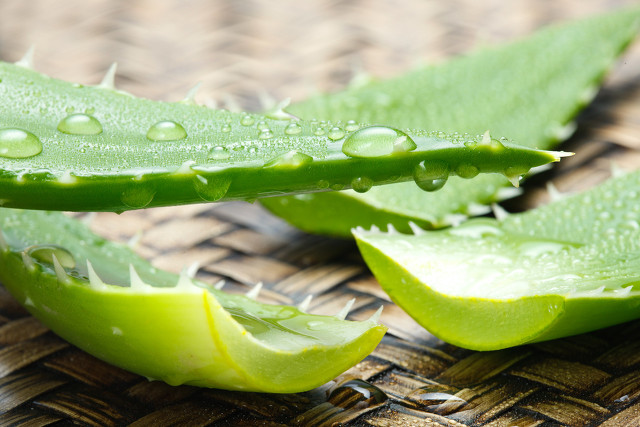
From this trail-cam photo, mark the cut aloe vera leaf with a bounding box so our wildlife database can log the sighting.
[0,62,559,212]
[354,169,640,351]
[0,208,386,392]
[262,7,640,237]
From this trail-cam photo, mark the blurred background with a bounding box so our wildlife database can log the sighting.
[1,0,638,110]
[1,1,640,425]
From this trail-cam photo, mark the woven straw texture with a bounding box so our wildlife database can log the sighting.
[1,1,640,425]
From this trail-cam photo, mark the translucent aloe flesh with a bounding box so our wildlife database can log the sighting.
[0,208,386,392]
[262,7,640,237]
[354,169,640,351]
[0,62,561,212]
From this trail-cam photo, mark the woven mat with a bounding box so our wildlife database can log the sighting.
[1,1,640,425]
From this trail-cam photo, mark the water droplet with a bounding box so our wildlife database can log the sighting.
[222,124,232,133]
[84,107,96,115]
[256,120,270,131]
[345,120,359,132]
[417,178,447,192]
[0,128,43,159]
[317,180,330,189]
[342,126,414,158]
[284,123,302,135]
[240,114,255,126]
[120,186,156,209]
[314,127,326,136]
[258,129,274,139]
[146,121,187,141]
[27,245,76,268]
[65,106,75,113]
[413,160,450,192]
[456,164,479,179]
[351,176,373,193]
[193,175,231,202]
[208,146,231,160]
[328,379,388,409]
[265,150,313,168]
[328,127,345,141]
[57,113,103,135]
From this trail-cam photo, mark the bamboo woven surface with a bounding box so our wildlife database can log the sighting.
[0,0,639,425]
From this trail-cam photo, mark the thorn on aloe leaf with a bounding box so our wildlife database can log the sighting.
[129,264,148,291]
[99,62,118,89]
[618,286,633,296]
[546,182,564,202]
[491,203,509,221]
[21,252,35,272]
[176,271,196,290]
[182,82,202,104]
[386,224,398,235]
[52,254,71,285]
[298,294,313,313]
[336,298,356,320]
[185,262,200,278]
[610,161,626,178]
[408,221,424,235]
[246,282,263,299]
[265,98,299,121]
[368,305,384,324]
[127,231,143,249]
[87,260,107,290]
[15,45,35,69]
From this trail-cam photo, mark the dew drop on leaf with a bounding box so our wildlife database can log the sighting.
[327,127,345,141]
[27,244,76,268]
[351,176,373,193]
[284,123,302,135]
[240,114,255,126]
[57,113,103,135]
[456,164,480,179]
[265,150,313,168]
[0,128,43,159]
[342,126,414,158]
[146,120,187,141]
[344,120,360,132]
[208,146,231,160]
[193,175,231,202]
[120,186,156,208]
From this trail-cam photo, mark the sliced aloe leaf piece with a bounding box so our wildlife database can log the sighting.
[0,208,386,392]
[354,169,640,351]
[0,61,559,212]
[262,7,640,237]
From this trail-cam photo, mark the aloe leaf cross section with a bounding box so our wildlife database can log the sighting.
[354,169,640,351]
[0,207,386,392]
[262,7,640,237]
[0,61,560,212]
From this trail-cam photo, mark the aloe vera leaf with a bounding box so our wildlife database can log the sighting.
[0,61,560,212]
[354,168,640,351]
[0,208,386,392]
[261,7,640,237]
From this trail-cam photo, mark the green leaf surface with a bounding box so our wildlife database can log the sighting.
[354,169,640,350]
[0,62,559,212]
[0,208,386,392]
[262,7,640,237]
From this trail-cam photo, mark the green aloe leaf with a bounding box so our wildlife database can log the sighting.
[354,168,640,351]
[0,61,559,212]
[261,7,640,237]
[0,207,386,392]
